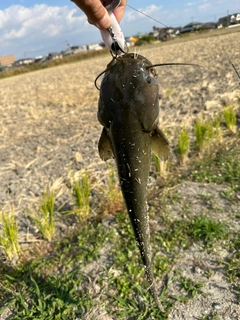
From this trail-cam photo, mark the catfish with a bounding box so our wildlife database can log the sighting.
[97,53,170,310]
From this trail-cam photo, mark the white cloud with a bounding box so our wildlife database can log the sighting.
[0,4,94,58]
[198,3,212,11]
[0,4,88,41]
[185,2,195,7]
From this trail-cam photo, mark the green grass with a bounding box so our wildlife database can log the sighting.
[0,208,20,259]
[194,117,214,153]
[189,135,240,192]
[0,112,239,317]
[177,126,190,165]
[69,170,91,220]
[212,113,223,143]
[0,220,115,319]
[223,232,240,283]
[223,104,237,134]
[98,162,124,216]
[0,204,236,319]
[27,187,56,241]
[177,275,205,298]
[0,267,92,319]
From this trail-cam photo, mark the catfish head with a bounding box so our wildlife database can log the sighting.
[97,53,170,310]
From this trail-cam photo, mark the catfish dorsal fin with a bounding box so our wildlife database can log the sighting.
[151,125,171,161]
[98,127,114,161]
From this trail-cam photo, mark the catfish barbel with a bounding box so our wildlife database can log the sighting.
[96,53,171,310]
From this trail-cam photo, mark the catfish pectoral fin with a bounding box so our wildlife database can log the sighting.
[151,125,171,161]
[98,127,114,161]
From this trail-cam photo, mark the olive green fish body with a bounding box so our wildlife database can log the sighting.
[97,53,170,309]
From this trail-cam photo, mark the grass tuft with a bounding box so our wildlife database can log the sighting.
[100,162,124,216]
[177,126,190,165]
[0,208,21,259]
[27,179,64,241]
[152,154,168,176]
[223,104,237,134]
[194,117,214,153]
[69,170,91,220]
[178,275,205,298]
[188,215,227,243]
[28,188,56,241]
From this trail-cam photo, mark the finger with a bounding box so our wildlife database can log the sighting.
[71,0,111,29]
[113,0,127,23]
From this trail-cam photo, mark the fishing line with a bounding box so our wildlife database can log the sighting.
[230,60,240,81]
[126,4,169,28]
[127,4,239,81]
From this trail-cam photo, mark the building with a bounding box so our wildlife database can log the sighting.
[0,55,15,66]
[13,58,34,67]
[218,15,230,26]
[230,13,240,24]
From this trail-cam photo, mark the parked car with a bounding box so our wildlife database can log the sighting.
[180,22,203,33]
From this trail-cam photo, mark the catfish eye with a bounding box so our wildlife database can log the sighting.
[149,67,157,77]
[146,76,152,84]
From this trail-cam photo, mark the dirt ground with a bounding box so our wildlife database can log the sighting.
[0,29,240,319]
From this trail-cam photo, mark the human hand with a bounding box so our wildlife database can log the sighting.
[71,0,127,29]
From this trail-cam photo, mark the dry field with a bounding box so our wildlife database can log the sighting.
[0,30,239,213]
[0,29,240,319]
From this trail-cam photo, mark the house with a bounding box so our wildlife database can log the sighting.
[218,13,240,27]
[13,58,34,67]
[61,45,87,56]
[152,26,178,41]
[0,55,15,66]
[230,13,240,24]
[38,52,62,63]
[47,52,62,60]
[237,13,240,23]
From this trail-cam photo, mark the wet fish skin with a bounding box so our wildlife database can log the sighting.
[97,53,170,310]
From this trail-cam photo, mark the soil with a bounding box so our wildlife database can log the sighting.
[0,29,240,319]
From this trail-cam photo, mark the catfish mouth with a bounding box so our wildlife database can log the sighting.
[117,53,152,65]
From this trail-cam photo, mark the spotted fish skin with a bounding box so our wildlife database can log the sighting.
[97,53,170,310]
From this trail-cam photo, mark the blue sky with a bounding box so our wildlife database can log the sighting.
[0,1,239,59]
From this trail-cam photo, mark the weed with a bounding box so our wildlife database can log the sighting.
[221,186,236,201]
[198,192,214,201]
[152,154,168,176]
[223,233,240,282]
[77,221,115,264]
[212,113,223,143]
[0,208,21,259]
[166,87,173,99]
[28,188,56,241]
[190,137,240,192]
[177,126,190,165]
[100,162,124,216]
[69,170,91,220]
[178,276,205,298]
[194,117,214,153]
[0,269,93,319]
[188,215,227,243]
[223,104,237,134]
[199,312,219,320]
